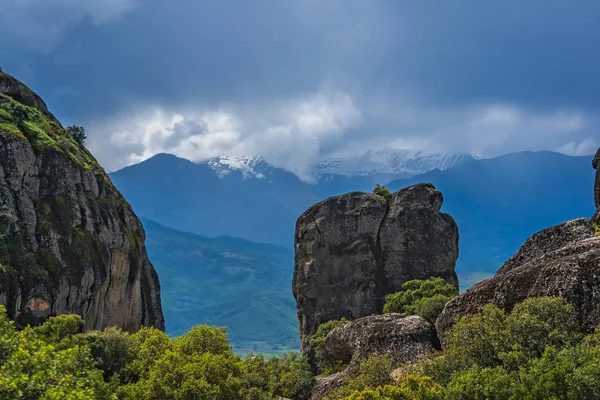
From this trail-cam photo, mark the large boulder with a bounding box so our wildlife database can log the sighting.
[436,217,600,342]
[293,183,458,362]
[325,314,438,365]
[0,71,164,332]
[310,314,437,400]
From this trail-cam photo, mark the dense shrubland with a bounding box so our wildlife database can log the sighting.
[324,297,600,399]
[3,285,600,399]
[0,305,315,399]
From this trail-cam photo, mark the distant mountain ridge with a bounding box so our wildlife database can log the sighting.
[111,149,594,270]
[197,150,479,182]
[313,150,479,178]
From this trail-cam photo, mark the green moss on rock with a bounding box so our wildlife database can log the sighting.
[0,93,107,178]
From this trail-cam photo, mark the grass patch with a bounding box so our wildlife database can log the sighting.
[0,108,12,121]
[0,122,27,140]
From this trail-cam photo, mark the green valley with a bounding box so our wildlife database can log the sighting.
[141,218,299,353]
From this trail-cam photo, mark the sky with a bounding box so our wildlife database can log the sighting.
[1,0,599,179]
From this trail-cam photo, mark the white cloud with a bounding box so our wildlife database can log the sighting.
[0,0,136,50]
[86,83,598,181]
[89,90,362,180]
[557,137,599,156]
[315,103,593,163]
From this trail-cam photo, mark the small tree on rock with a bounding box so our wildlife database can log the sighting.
[373,184,391,198]
[66,125,87,146]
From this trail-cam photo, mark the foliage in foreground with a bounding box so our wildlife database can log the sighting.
[329,297,600,400]
[0,305,315,399]
[383,277,458,323]
[4,296,600,399]
[309,318,349,375]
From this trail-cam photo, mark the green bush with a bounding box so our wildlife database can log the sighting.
[383,277,458,323]
[70,327,132,381]
[373,184,391,198]
[309,318,349,375]
[242,352,315,400]
[343,376,444,400]
[326,354,396,399]
[0,306,113,399]
[33,314,84,343]
[428,297,580,380]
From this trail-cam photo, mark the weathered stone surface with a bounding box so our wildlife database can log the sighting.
[293,183,458,361]
[497,218,595,275]
[309,314,437,399]
[325,314,438,365]
[0,72,55,121]
[310,370,350,400]
[593,148,600,222]
[0,72,164,332]
[436,217,600,342]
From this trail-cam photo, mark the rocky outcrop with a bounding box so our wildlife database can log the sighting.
[293,183,458,360]
[0,73,55,121]
[310,315,437,399]
[436,217,600,342]
[325,314,438,365]
[0,71,164,332]
[310,370,351,400]
[593,148,600,222]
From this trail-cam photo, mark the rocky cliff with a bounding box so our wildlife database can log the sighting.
[293,183,458,360]
[0,71,164,332]
[436,158,600,343]
[593,147,600,223]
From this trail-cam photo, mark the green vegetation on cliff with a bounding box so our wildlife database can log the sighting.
[0,93,104,176]
[373,184,391,202]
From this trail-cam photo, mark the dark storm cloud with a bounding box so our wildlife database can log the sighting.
[1,0,599,175]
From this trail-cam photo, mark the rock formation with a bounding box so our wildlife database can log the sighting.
[293,183,458,360]
[0,71,164,332]
[593,147,600,223]
[310,314,437,399]
[325,314,438,365]
[436,217,600,342]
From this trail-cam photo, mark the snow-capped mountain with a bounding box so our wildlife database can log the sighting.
[203,151,480,183]
[314,150,480,178]
[206,155,276,179]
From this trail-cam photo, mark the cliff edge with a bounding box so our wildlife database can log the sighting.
[0,71,164,332]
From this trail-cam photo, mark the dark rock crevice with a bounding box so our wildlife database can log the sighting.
[374,199,390,313]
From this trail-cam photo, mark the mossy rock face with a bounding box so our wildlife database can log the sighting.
[0,71,164,333]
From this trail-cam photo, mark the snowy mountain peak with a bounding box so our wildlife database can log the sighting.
[205,150,480,182]
[207,155,273,179]
[314,150,479,178]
